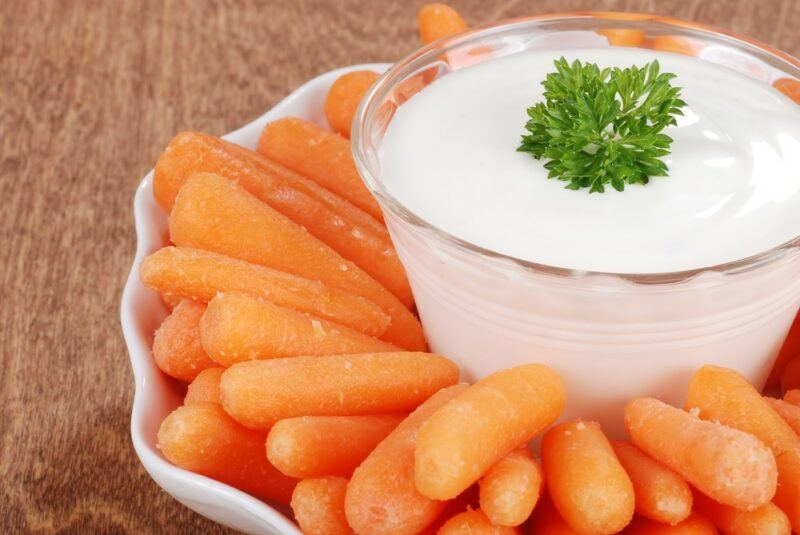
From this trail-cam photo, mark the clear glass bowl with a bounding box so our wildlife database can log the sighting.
[352,12,800,435]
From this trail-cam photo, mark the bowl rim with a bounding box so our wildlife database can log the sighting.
[352,11,800,285]
[120,62,390,535]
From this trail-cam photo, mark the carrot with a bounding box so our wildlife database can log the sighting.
[325,70,381,138]
[140,246,389,338]
[781,355,800,394]
[625,397,777,511]
[774,78,800,105]
[527,494,578,535]
[597,29,646,47]
[345,384,468,535]
[184,366,223,406]
[419,485,480,535]
[693,490,790,535]
[418,3,468,44]
[415,364,566,500]
[542,420,634,535]
[157,402,297,504]
[152,132,414,309]
[612,441,693,525]
[685,365,800,527]
[767,312,800,387]
[765,397,800,435]
[438,508,519,534]
[652,35,704,56]
[152,299,216,382]
[266,414,404,478]
[784,389,800,405]
[291,477,353,535]
[200,292,397,366]
[623,512,717,534]
[220,353,458,430]
[478,448,543,527]
[169,173,425,350]
[256,117,382,220]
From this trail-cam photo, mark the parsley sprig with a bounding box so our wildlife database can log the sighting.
[518,58,687,193]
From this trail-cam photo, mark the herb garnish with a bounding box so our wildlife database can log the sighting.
[518,58,687,193]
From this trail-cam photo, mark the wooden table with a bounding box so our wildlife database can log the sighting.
[1,0,798,532]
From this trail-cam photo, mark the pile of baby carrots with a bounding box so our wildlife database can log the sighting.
[139,4,800,534]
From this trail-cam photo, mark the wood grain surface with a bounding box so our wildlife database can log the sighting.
[1,0,798,533]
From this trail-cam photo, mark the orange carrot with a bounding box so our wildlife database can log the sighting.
[345,384,468,535]
[478,448,543,527]
[157,402,297,504]
[542,420,634,535]
[418,3,468,44]
[693,490,790,535]
[612,440,693,525]
[415,364,566,500]
[141,246,389,338]
[597,29,646,47]
[169,173,425,350]
[152,299,216,382]
[220,353,458,430]
[256,117,382,220]
[785,389,800,406]
[774,78,800,105]
[325,70,381,138]
[685,365,800,527]
[623,512,717,534]
[767,312,800,387]
[438,508,519,534]
[420,486,480,535]
[152,132,415,308]
[184,366,223,406]
[766,397,800,435]
[200,292,397,366]
[652,35,704,56]
[625,397,777,511]
[291,477,353,535]
[527,494,578,535]
[781,355,800,394]
[266,414,404,478]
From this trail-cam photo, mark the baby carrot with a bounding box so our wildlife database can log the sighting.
[419,486,480,535]
[152,132,415,308]
[141,246,389,338]
[415,364,566,500]
[541,420,634,535]
[169,173,425,350]
[184,366,223,406]
[765,397,800,435]
[200,292,397,366]
[785,389,800,405]
[478,448,543,527]
[597,29,646,47]
[266,414,404,478]
[781,355,800,394]
[438,508,519,535]
[256,117,382,220]
[527,494,578,535]
[685,365,800,527]
[651,35,704,56]
[345,384,468,535]
[693,490,790,535]
[152,299,216,382]
[623,512,717,534]
[625,397,777,511]
[220,353,458,429]
[774,78,800,105]
[418,3,468,44]
[612,440,693,525]
[325,70,381,138]
[767,312,800,387]
[157,402,297,504]
[291,477,353,535]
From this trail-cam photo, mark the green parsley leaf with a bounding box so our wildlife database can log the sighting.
[517,58,687,193]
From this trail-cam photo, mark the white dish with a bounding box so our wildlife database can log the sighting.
[120,63,390,535]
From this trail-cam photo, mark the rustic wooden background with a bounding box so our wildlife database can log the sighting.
[1,0,798,533]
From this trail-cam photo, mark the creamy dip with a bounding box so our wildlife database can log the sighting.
[379,47,800,273]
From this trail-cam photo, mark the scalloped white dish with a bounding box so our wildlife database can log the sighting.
[120,63,390,535]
